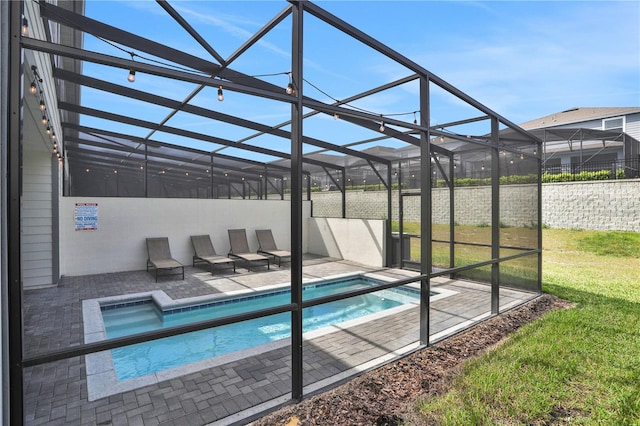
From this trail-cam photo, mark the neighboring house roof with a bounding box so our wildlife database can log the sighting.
[519,107,640,130]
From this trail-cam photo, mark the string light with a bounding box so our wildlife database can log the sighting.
[286,73,296,95]
[286,82,295,95]
[413,112,417,125]
[31,65,64,158]
[379,120,385,132]
[217,86,224,101]
[22,18,29,36]
[127,52,136,83]
[481,162,485,170]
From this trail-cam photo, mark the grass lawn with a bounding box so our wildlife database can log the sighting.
[416,228,640,425]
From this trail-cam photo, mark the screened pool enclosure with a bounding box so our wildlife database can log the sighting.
[4,1,541,424]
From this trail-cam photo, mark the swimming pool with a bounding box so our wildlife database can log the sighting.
[101,275,420,380]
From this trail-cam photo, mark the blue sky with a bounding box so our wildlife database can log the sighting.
[82,1,639,158]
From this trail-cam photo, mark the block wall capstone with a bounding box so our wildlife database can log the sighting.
[310,179,640,232]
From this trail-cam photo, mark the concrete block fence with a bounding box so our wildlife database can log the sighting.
[310,179,640,232]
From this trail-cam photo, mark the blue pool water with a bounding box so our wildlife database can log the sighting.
[102,276,420,380]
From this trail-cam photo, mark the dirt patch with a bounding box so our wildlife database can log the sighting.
[252,294,571,426]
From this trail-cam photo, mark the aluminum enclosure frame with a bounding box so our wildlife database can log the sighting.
[6,1,543,424]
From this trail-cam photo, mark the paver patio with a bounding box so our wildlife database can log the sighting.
[22,256,535,425]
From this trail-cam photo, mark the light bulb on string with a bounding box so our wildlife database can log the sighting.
[285,73,295,95]
[333,113,339,120]
[217,86,224,101]
[286,83,294,95]
[46,126,51,135]
[127,52,136,83]
[30,82,37,94]
[41,115,47,125]
[413,112,417,125]
[39,100,46,111]
[379,121,385,132]
[22,18,29,36]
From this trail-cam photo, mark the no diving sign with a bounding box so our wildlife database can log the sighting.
[74,203,98,231]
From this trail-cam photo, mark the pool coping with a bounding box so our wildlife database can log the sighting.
[83,271,458,401]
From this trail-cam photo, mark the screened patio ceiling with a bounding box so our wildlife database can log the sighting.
[21,0,540,196]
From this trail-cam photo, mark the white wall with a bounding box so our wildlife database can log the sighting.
[21,111,56,289]
[307,217,387,267]
[60,197,311,276]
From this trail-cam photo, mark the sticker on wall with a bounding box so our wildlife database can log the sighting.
[75,202,98,231]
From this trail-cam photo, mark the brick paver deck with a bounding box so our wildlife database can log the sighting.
[22,257,535,425]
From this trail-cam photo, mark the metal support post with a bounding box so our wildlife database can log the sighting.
[290,1,304,402]
[419,76,431,345]
[490,117,500,314]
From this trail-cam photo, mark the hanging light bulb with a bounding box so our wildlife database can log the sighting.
[379,121,385,132]
[127,69,136,83]
[30,82,37,94]
[39,100,46,111]
[46,126,51,135]
[53,142,57,149]
[333,113,339,120]
[481,162,485,170]
[286,83,295,95]
[520,153,524,160]
[286,73,295,95]
[22,18,29,36]
[217,86,224,101]
[41,115,47,125]
[51,133,56,141]
[413,112,417,125]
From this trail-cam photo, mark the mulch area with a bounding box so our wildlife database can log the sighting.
[252,294,571,426]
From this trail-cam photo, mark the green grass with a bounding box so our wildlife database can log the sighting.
[577,230,640,257]
[416,228,640,425]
